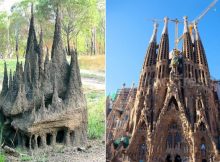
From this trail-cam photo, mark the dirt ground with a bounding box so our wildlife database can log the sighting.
[5,139,105,162]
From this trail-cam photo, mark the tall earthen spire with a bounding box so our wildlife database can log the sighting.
[65,50,83,105]
[51,7,66,64]
[39,28,44,74]
[1,62,8,96]
[24,4,40,88]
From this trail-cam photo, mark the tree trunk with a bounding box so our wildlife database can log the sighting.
[93,27,96,55]
[91,27,96,55]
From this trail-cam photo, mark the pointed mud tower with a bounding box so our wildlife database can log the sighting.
[0,6,87,149]
[106,17,220,162]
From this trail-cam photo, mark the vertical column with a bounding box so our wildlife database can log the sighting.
[35,135,38,149]
[42,135,46,148]
[22,134,25,148]
[29,136,32,150]
[52,132,57,146]
[65,130,70,146]
[17,132,22,147]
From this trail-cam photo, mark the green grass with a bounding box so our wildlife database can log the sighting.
[0,154,5,162]
[0,59,24,80]
[0,55,105,80]
[20,155,33,161]
[0,124,5,162]
[80,73,105,82]
[86,90,105,139]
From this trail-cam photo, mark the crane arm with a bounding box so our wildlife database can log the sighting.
[191,0,218,24]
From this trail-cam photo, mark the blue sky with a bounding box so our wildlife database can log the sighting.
[106,0,220,94]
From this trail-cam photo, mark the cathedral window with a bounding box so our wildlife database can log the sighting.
[184,64,187,77]
[199,122,206,131]
[198,100,203,109]
[162,65,165,78]
[195,69,198,82]
[201,137,206,158]
[174,132,181,148]
[201,143,206,157]
[158,66,161,78]
[139,143,146,160]
[166,133,172,148]
[166,122,183,150]
[125,115,128,121]
[188,64,191,78]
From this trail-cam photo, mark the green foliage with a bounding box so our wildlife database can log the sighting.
[0,59,24,79]
[20,154,33,161]
[87,90,105,139]
[0,123,5,162]
[0,0,105,58]
[0,153,5,162]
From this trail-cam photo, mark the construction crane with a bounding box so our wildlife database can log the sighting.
[146,0,218,49]
[175,0,218,47]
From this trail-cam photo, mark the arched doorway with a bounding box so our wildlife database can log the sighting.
[175,154,181,162]
[166,154,172,162]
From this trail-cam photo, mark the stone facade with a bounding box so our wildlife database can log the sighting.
[106,17,220,162]
[0,7,87,149]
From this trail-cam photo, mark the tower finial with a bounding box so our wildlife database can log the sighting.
[162,17,169,34]
[183,16,189,33]
[149,23,158,43]
[194,22,200,40]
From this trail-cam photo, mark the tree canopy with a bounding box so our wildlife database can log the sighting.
[0,0,105,58]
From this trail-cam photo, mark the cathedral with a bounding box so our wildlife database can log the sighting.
[106,16,220,162]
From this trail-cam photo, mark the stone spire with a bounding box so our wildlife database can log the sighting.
[1,62,8,96]
[183,16,189,33]
[194,22,201,41]
[156,17,169,79]
[157,17,169,61]
[162,16,168,34]
[182,16,194,62]
[139,23,158,88]
[144,23,158,67]
[194,22,209,83]
[149,23,158,43]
